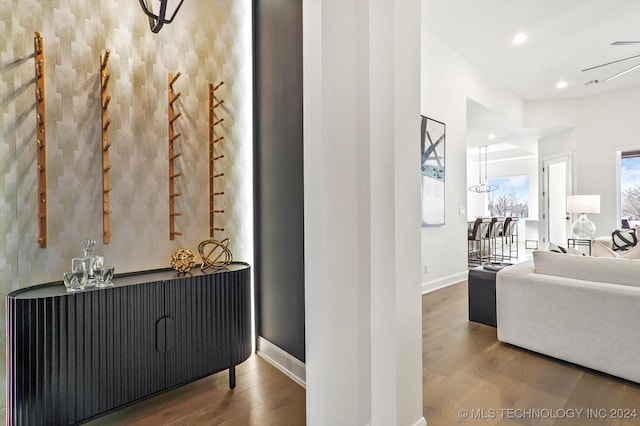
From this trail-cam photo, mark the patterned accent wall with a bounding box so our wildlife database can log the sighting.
[0,0,253,408]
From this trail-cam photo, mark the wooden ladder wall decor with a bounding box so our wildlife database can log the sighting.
[209,81,225,238]
[168,72,183,240]
[101,50,112,244]
[34,32,47,248]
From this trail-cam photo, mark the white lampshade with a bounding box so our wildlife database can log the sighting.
[566,195,600,214]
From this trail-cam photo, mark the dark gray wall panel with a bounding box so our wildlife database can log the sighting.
[253,0,305,362]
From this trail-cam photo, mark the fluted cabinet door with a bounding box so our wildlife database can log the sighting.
[8,280,166,425]
[163,268,251,388]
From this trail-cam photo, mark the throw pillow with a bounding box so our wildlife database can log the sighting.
[549,242,586,256]
[549,242,567,253]
[549,243,587,256]
[612,229,637,251]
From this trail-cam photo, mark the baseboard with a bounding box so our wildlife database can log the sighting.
[422,271,467,294]
[414,416,428,426]
[256,336,306,388]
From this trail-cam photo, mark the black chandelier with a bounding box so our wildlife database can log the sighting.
[139,0,185,33]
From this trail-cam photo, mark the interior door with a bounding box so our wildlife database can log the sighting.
[543,155,572,245]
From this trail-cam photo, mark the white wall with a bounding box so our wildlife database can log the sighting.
[420,27,525,291]
[303,1,425,425]
[526,86,640,236]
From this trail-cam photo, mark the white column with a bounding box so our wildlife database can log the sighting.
[303,0,424,425]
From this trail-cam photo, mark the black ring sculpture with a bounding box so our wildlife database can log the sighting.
[139,0,185,33]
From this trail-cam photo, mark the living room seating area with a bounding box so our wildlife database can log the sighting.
[495,227,640,384]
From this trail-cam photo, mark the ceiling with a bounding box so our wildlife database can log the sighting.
[465,99,566,154]
[424,0,640,154]
[424,0,640,102]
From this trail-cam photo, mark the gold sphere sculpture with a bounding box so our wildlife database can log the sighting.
[198,238,233,271]
[170,248,197,273]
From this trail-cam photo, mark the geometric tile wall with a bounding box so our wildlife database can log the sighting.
[0,0,253,408]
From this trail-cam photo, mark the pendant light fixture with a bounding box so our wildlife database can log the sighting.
[139,0,184,33]
[468,145,498,193]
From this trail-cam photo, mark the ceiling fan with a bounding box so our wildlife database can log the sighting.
[582,41,640,85]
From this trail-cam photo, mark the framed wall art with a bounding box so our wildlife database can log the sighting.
[421,116,445,226]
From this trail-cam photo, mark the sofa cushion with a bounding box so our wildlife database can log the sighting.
[592,237,618,258]
[618,243,640,260]
[533,250,640,287]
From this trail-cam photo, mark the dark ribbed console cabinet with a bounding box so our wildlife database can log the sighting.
[6,263,251,425]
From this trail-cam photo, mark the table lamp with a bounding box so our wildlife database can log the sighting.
[566,195,600,239]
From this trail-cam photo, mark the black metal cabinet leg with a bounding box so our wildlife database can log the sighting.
[229,365,236,389]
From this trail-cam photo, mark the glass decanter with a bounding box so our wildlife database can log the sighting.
[82,239,97,287]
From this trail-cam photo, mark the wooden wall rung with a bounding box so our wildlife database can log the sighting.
[210,118,224,128]
[169,72,181,86]
[169,92,181,105]
[170,112,182,123]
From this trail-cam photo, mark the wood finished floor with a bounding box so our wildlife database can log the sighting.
[86,355,306,425]
[88,281,640,425]
[423,282,640,426]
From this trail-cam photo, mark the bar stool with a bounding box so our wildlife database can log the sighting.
[496,217,511,261]
[481,217,498,262]
[468,218,483,265]
[504,217,519,258]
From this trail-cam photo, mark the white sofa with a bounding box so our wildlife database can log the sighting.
[496,250,640,383]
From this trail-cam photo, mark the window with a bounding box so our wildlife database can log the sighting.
[620,150,640,227]
[487,175,529,218]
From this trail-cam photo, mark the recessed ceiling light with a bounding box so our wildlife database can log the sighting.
[513,33,528,44]
[488,133,496,140]
[556,81,568,89]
